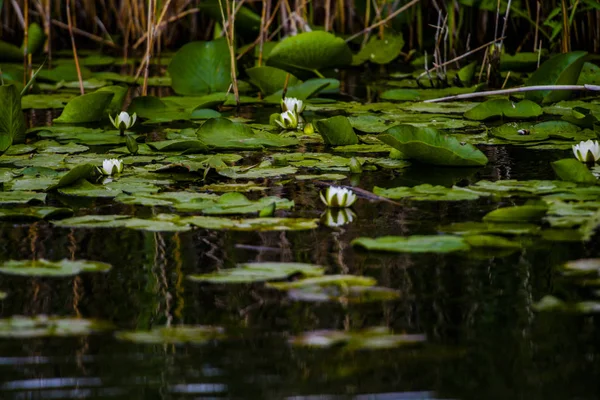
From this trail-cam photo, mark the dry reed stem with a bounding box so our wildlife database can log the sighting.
[66,0,84,95]
[345,0,421,42]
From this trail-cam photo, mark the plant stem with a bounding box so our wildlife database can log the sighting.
[66,0,84,95]
[424,84,600,103]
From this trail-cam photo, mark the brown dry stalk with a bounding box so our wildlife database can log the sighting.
[345,0,421,42]
[66,0,84,95]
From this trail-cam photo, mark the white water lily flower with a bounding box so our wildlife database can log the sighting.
[572,140,600,163]
[109,111,137,130]
[319,186,357,208]
[321,208,356,227]
[274,110,298,130]
[99,158,123,176]
[281,97,305,114]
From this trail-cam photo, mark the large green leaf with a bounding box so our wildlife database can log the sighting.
[188,262,324,284]
[315,116,359,145]
[0,316,114,338]
[21,23,45,55]
[482,205,548,222]
[0,41,23,61]
[378,124,488,166]
[54,91,115,123]
[0,84,25,151]
[168,39,232,95]
[246,66,301,95]
[198,0,261,35]
[552,158,597,183]
[352,235,470,253]
[263,79,336,103]
[353,32,404,65]
[267,31,353,73]
[196,118,297,149]
[0,259,111,277]
[525,51,588,103]
[464,99,543,121]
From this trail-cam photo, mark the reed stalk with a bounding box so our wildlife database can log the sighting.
[66,0,84,95]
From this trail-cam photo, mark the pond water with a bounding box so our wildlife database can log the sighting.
[1,73,600,399]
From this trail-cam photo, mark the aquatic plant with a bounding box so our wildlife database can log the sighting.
[320,186,357,208]
[109,111,137,136]
[572,140,600,163]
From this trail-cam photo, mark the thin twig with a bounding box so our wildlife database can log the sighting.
[50,19,118,48]
[66,0,84,95]
[424,84,600,103]
[345,0,421,42]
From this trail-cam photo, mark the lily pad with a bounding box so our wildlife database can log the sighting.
[353,33,404,65]
[267,275,377,290]
[552,159,597,184]
[378,125,488,166]
[315,116,359,146]
[182,216,318,231]
[464,99,543,121]
[0,84,26,150]
[246,66,301,95]
[0,191,46,205]
[197,118,298,149]
[267,31,352,73]
[352,235,470,253]
[188,262,325,284]
[373,184,482,201]
[525,51,588,103]
[0,316,114,338]
[0,259,111,277]
[116,326,224,344]
[482,205,548,222]
[287,285,400,303]
[290,327,425,349]
[168,39,231,95]
[53,91,115,124]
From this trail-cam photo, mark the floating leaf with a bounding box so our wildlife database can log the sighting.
[0,316,114,338]
[290,327,425,349]
[464,99,543,121]
[0,206,72,221]
[482,205,548,222]
[116,326,224,344]
[315,116,359,145]
[463,234,522,248]
[267,31,352,73]
[246,66,301,95]
[378,125,488,166]
[0,259,111,277]
[525,51,588,103]
[54,91,115,123]
[562,258,600,276]
[552,158,597,184]
[0,191,46,205]
[0,84,26,150]
[374,184,482,201]
[197,118,297,149]
[168,39,231,95]
[188,262,325,284]
[182,216,318,231]
[287,285,400,303]
[268,275,377,290]
[353,32,404,65]
[352,235,470,253]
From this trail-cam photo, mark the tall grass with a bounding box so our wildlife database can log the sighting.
[1,1,597,65]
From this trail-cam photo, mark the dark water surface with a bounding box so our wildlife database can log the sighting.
[0,102,599,399]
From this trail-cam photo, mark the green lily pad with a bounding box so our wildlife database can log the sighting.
[287,285,400,303]
[562,258,600,276]
[182,216,318,231]
[263,79,337,103]
[464,99,542,121]
[0,206,72,221]
[197,118,298,149]
[352,235,470,253]
[217,164,297,179]
[0,316,114,338]
[482,205,548,222]
[463,234,522,248]
[0,259,111,277]
[525,51,588,103]
[0,191,46,205]
[246,66,301,95]
[53,214,191,232]
[373,184,482,201]
[174,192,294,214]
[290,327,425,349]
[315,116,359,146]
[0,84,26,151]
[378,124,488,166]
[188,262,325,284]
[353,32,404,65]
[116,326,224,344]
[268,274,377,290]
[438,221,541,236]
[552,158,597,184]
[267,31,352,73]
[53,91,115,124]
[168,39,231,95]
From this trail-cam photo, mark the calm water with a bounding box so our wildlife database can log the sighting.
[0,90,598,399]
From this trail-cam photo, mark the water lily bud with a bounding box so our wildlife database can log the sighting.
[573,139,600,163]
[99,158,123,176]
[126,135,139,155]
[319,186,357,208]
[303,123,315,135]
[274,110,298,130]
[109,111,137,131]
[281,97,305,114]
[349,157,362,174]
